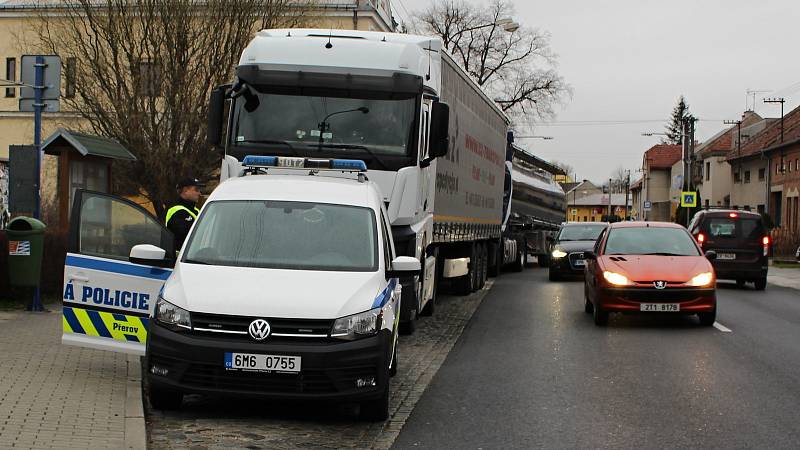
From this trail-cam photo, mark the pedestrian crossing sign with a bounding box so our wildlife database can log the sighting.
[680,191,697,208]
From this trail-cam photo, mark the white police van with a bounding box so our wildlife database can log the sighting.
[61,156,419,421]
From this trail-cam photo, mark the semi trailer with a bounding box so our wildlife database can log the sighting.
[208,29,514,333]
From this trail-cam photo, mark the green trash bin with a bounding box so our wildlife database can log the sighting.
[6,216,46,287]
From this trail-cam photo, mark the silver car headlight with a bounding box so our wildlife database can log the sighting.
[331,307,382,340]
[155,297,192,330]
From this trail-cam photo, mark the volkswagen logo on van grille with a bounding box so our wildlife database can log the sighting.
[248,319,271,341]
[653,281,667,290]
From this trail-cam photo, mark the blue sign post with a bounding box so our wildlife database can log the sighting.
[18,55,60,312]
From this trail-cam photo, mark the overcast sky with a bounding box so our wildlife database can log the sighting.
[394,0,800,184]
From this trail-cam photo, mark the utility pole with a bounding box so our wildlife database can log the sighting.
[764,97,786,174]
[608,178,612,221]
[625,169,631,220]
[724,119,743,185]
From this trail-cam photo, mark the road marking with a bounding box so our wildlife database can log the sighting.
[713,321,732,333]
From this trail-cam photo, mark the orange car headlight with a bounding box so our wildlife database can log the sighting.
[603,271,633,286]
[687,272,714,287]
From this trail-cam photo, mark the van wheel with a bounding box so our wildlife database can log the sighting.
[754,277,767,291]
[360,367,390,421]
[389,340,398,377]
[148,385,183,410]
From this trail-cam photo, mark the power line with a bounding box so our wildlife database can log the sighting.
[391,0,413,28]
[524,118,728,128]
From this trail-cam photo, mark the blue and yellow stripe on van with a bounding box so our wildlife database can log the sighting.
[62,306,149,343]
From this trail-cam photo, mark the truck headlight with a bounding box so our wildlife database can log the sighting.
[331,308,382,340]
[551,249,568,258]
[155,297,192,330]
[687,272,714,287]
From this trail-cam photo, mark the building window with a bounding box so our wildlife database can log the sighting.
[744,205,751,211]
[132,59,161,97]
[705,162,711,181]
[4,57,15,98]
[744,170,751,183]
[583,216,588,222]
[757,204,765,214]
[734,170,741,183]
[759,168,765,181]
[65,57,76,98]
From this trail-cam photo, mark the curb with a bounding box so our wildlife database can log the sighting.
[124,354,147,450]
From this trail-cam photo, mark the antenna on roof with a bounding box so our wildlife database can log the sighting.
[745,89,769,111]
[325,29,333,49]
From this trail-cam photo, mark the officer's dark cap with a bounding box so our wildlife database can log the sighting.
[176,177,206,190]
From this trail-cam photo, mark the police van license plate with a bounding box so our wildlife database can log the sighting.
[640,303,680,312]
[225,352,301,373]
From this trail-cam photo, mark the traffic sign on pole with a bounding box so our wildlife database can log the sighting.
[19,55,61,100]
[680,191,697,208]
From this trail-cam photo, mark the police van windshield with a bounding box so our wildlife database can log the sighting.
[231,91,417,159]
[183,200,378,272]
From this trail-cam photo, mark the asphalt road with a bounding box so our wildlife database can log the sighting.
[392,267,800,449]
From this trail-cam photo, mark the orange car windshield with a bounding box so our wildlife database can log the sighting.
[604,228,700,256]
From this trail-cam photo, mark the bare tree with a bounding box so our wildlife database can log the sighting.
[610,165,629,193]
[33,0,310,217]
[550,160,574,181]
[415,0,570,124]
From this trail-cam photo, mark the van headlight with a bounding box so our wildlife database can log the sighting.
[331,308,382,340]
[154,297,192,331]
[687,272,714,287]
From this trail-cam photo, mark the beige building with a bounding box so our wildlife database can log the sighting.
[0,0,397,161]
[640,144,682,222]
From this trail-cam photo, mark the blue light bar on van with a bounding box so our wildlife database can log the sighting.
[241,155,277,167]
[241,155,367,172]
[331,159,368,171]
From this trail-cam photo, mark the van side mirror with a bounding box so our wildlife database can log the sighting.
[429,102,450,159]
[130,244,171,268]
[207,86,226,148]
[386,256,421,279]
[704,250,717,260]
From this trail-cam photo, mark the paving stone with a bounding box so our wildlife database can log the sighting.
[147,284,492,449]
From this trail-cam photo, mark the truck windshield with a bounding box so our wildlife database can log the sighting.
[231,91,417,159]
[183,200,378,272]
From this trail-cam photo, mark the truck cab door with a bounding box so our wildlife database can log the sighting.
[62,190,174,355]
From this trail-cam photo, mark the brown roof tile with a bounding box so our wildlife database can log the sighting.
[644,144,682,169]
[728,104,800,161]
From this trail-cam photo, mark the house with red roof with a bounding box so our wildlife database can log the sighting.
[639,144,682,221]
[694,111,767,208]
[728,104,800,255]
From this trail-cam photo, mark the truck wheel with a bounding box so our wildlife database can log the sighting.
[512,248,524,272]
[399,314,416,335]
[454,245,476,295]
[477,243,487,289]
[754,277,767,291]
[148,385,183,410]
[488,241,502,278]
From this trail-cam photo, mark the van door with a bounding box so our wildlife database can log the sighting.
[62,190,174,355]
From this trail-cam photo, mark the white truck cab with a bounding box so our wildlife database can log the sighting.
[61,156,419,421]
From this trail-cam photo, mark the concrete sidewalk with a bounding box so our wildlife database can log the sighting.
[768,266,800,291]
[0,304,145,450]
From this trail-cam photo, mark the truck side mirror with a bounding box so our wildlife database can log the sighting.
[207,86,226,148]
[429,102,450,158]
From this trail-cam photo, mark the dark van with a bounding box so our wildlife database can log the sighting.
[688,209,770,290]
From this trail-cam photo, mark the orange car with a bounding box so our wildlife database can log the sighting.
[583,221,717,326]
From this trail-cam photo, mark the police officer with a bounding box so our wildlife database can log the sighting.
[166,177,205,250]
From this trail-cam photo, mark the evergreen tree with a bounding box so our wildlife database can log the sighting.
[663,96,691,145]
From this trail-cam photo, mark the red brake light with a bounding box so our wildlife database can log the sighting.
[697,233,705,244]
[762,236,770,246]
[729,212,738,218]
